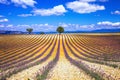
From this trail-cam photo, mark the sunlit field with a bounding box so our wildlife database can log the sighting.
[0,33,120,80]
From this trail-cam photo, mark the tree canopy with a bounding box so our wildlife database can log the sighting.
[56,26,64,34]
[40,32,45,35]
[26,28,33,34]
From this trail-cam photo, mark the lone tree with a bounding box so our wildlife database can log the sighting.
[40,32,45,35]
[26,28,33,34]
[56,26,64,34]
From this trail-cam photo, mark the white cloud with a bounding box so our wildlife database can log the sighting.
[59,23,70,28]
[59,23,96,31]
[6,24,13,28]
[1,21,120,32]
[80,24,95,28]
[66,1,105,14]
[0,0,9,4]
[79,0,108,2]
[0,18,8,22]
[32,5,67,16]
[18,14,33,17]
[59,22,120,31]
[97,21,120,27]
[99,0,108,2]
[0,24,4,27]
[111,10,120,15]
[11,0,37,8]
[79,0,96,2]
[14,24,56,32]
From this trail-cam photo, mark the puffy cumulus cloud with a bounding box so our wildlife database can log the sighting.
[66,1,105,14]
[1,21,120,31]
[54,22,120,31]
[59,23,96,31]
[12,24,56,32]
[0,24,16,31]
[0,18,8,22]
[77,24,96,31]
[59,22,120,31]
[59,23,77,31]
[29,24,56,31]
[111,10,120,15]
[11,0,37,8]
[18,14,33,17]
[0,0,36,8]
[32,5,67,16]
[97,21,120,27]
[18,5,66,17]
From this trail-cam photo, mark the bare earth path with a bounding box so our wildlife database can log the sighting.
[46,35,94,80]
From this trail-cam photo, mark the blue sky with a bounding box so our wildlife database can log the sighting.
[0,0,120,32]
